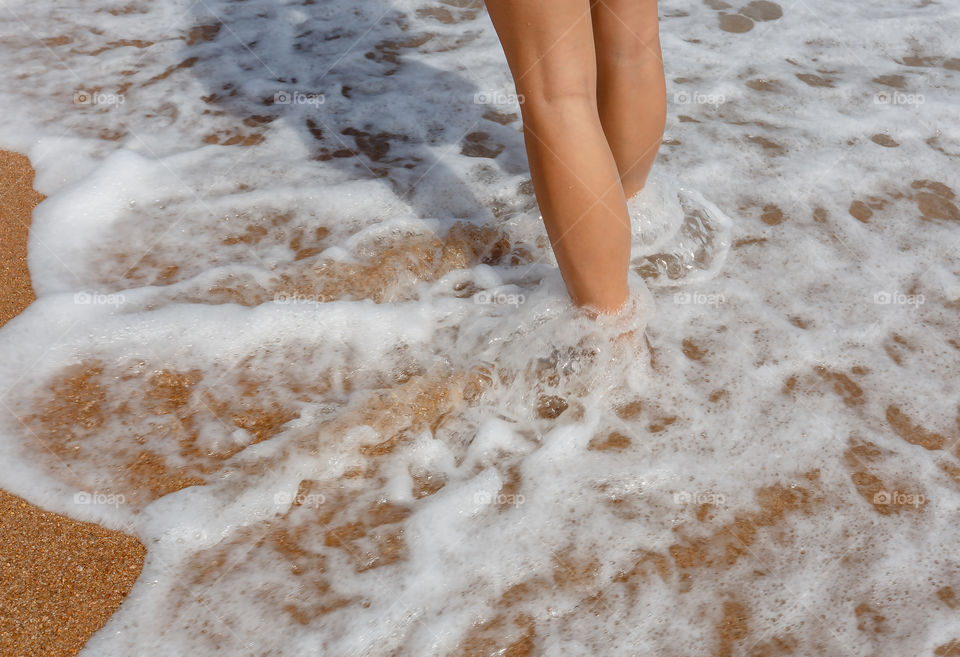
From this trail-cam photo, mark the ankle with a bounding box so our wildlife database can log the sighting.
[621,167,653,200]
[574,287,630,318]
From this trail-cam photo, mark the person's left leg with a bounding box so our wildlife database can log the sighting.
[483,0,632,315]
[591,0,666,200]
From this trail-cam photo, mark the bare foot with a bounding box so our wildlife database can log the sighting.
[578,294,631,319]
[574,290,648,355]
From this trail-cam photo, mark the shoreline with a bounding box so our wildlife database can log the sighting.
[0,150,146,657]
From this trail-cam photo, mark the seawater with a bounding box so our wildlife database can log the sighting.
[0,0,959,655]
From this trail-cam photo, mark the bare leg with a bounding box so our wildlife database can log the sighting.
[592,0,666,200]
[484,0,631,315]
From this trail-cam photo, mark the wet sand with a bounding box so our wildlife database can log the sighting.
[0,150,145,657]
[0,150,40,326]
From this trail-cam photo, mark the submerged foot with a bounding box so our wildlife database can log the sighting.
[626,174,733,286]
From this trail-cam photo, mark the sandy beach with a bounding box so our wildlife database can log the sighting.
[0,150,144,657]
[1,0,959,653]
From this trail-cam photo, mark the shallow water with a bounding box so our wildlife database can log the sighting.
[1,0,959,654]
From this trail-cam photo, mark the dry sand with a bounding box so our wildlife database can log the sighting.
[0,150,145,657]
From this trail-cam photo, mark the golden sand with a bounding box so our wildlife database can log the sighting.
[0,150,41,326]
[0,150,145,657]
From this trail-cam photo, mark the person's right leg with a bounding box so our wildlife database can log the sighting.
[591,0,666,200]
[483,0,631,315]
